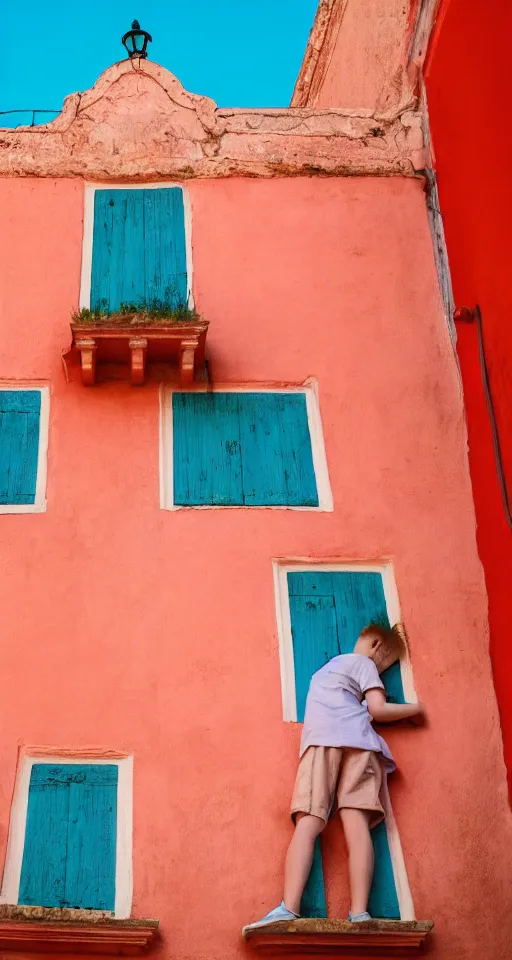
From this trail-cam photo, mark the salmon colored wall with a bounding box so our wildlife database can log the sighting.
[425,0,512,797]
[311,0,411,112]
[0,176,510,959]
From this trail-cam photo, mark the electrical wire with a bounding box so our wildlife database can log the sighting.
[473,304,512,530]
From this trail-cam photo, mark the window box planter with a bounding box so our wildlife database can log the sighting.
[0,905,158,955]
[68,318,209,386]
[242,918,434,956]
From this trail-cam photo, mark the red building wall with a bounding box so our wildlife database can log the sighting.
[425,0,512,795]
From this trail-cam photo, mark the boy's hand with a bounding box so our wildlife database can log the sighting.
[408,703,427,726]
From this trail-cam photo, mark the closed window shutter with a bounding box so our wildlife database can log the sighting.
[19,764,118,911]
[290,595,339,722]
[172,392,318,506]
[143,188,187,306]
[238,393,318,505]
[91,188,187,311]
[0,390,40,505]
[287,570,404,919]
[173,393,243,505]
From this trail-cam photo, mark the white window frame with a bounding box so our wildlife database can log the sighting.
[0,384,49,515]
[79,182,194,310]
[159,380,333,512]
[272,559,417,921]
[0,753,133,918]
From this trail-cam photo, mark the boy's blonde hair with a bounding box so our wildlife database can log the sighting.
[359,621,406,666]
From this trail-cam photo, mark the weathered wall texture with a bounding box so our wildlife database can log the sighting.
[292,0,422,116]
[0,174,510,959]
[0,58,425,179]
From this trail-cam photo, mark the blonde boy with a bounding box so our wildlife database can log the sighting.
[244,624,425,928]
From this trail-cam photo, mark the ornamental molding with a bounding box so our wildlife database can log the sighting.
[0,58,425,179]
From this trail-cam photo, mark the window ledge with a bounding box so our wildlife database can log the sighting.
[67,321,209,386]
[0,906,159,955]
[242,918,434,955]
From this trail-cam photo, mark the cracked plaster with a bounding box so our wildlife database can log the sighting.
[0,58,425,180]
[291,0,437,123]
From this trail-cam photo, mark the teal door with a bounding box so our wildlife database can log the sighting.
[288,570,404,919]
[19,764,118,911]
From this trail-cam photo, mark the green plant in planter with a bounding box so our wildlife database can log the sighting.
[71,299,202,326]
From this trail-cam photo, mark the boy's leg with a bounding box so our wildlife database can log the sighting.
[336,749,385,918]
[340,808,373,916]
[283,813,324,915]
[243,748,338,929]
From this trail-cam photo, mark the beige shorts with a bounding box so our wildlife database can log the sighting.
[291,746,386,828]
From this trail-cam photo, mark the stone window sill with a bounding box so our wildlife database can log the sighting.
[0,905,159,955]
[242,918,434,955]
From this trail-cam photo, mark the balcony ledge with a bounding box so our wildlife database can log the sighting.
[0,905,159,955]
[242,918,434,955]
[67,320,209,386]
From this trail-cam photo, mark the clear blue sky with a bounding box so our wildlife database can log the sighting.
[2,2,317,126]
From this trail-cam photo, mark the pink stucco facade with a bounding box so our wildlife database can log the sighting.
[0,167,511,958]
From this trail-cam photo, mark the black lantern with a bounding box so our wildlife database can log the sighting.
[122,20,152,59]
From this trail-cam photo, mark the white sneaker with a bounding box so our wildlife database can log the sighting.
[243,901,300,933]
[348,911,372,922]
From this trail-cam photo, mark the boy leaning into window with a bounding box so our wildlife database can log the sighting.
[244,624,425,928]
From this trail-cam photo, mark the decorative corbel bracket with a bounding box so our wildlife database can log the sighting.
[68,320,209,386]
[129,337,148,385]
[75,338,97,386]
[179,339,199,385]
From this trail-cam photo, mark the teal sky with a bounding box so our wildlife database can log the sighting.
[2,2,317,127]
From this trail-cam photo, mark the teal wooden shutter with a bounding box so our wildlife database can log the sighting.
[172,392,318,506]
[238,394,318,505]
[173,393,243,505]
[19,764,118,911]
[90,188,187,311]
[0,390,41,505]
[287,570,404,919]
[300,838,327,919]
[290,595,339,722]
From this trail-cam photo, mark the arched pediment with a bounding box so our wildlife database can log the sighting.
[0,57,425,179]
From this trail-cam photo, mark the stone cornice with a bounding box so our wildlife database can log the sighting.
[0,59,425,179]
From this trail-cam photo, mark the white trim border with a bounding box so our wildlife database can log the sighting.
[0,755,133,919]
[0,384,49,515]
[381,779,415,921]
[80,182,194,310]
[159,380,333,512]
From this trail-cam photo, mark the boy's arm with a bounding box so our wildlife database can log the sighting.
[365,687,426,724]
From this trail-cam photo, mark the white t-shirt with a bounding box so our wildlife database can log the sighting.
[300,654,395,772]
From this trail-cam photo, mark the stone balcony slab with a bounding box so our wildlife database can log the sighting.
[0,905,159,955]
[242,917,433,956]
